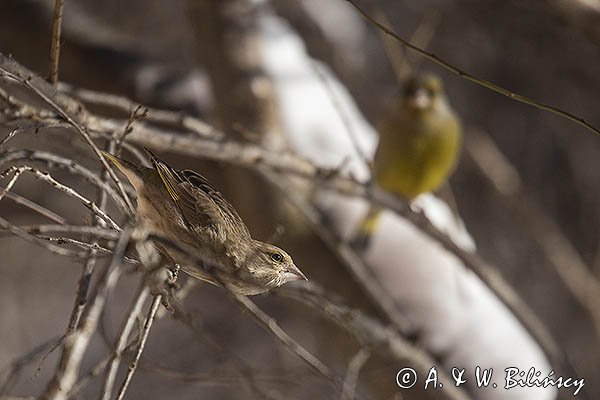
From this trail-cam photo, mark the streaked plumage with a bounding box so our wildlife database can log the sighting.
[103,149,307,295]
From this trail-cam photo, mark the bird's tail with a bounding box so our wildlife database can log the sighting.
[349,206,382,251]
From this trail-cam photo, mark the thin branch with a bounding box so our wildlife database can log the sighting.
[9,224,119,240]
[0,63,135,214]
[343,0,600,138]
[311,61,373,172]
[147,235,350,396]
[0,149,130,214]
[0,165,120,230]
[0,215,86,258]
[0,337,61,395]
[0,122,71,148]
[100,284,150,400]
[35,235,138,264]
[0,162,24,199]
[276,283,471,400]
[2,191,67,224]
[140,363,294,387]
[57,83,221,139]
[170,300,286,400]
[0,53,564,374]
[230,294,347,394]
[258,167,412,334]
[40,235,112,254]
[341,348,371,400]
[41,228,132,400]
[64,111,133,373]
[114,295,162,400]
[466,128,600,336]
[48,0,64,85]
[0,127,22,148]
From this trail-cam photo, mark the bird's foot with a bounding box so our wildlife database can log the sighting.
[144,265,179,313]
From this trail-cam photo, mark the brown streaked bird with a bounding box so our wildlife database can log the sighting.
[103,149,307,295]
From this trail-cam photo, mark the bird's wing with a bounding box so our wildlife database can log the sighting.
[180,168,251,239]
[146,149,251,241]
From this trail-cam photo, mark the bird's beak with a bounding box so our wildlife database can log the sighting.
[282,264,308,282]
[407,88,431,110]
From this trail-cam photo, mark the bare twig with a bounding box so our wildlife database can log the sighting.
[276,283,471,400]
[311,61,373,171]
[114,295,162,400]
[0,337,61,395]
[231,294,347,393]
[147,235,350,396]
[48,0,64,84]
[170,300,285,400]
[258,167,412,334]
[57,83,221,139]
[2,191,67,224]
[343,0,600,138]
[341,348,371,400]
[41,228,132,400]
[9,224,118,240]
[100,284,150,400]
[0,63,135,214]
[140,363,294,387]
[466,128,600,336]
[0,53,563,376]
[0,127,21,148]
[68,343,136,398]
[0,215,86,258]
[0,165,120,230]
[36,235,138,264]
[0,167,23,202]
[0,149,131,214]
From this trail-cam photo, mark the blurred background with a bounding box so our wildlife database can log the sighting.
[1,0,599,399]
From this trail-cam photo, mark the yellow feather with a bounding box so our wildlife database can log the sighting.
[156,165,180,202]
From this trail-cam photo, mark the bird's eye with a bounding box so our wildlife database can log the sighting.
[270,252,284,263]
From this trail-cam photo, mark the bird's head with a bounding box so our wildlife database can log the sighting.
[402,74,444,113]
[245,241,307,290]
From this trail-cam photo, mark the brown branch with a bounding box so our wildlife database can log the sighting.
[146,234,352,396]
[276,283,471,400]
[465,128,600,335]
[41,228,132,400]
[231,294,347,394]
[0,165,120,230]
[170,301,291,400]
[48,0,64,85]
[258,167,412,334]
[343,0,600,138]
[0,337,61,395]
[310,61,373,171]
[0,53,564,376]
[100,284,150,400]
[0,215,87,259]
[341,348,371,400]
[57,82,220,139]
[0,62,135,214]
[114,295,162,400]
[139,363,294,387]
[9,224,119,240]
[2,191,67,224]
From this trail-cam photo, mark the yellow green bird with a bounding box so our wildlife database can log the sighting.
[352,74,462,249]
